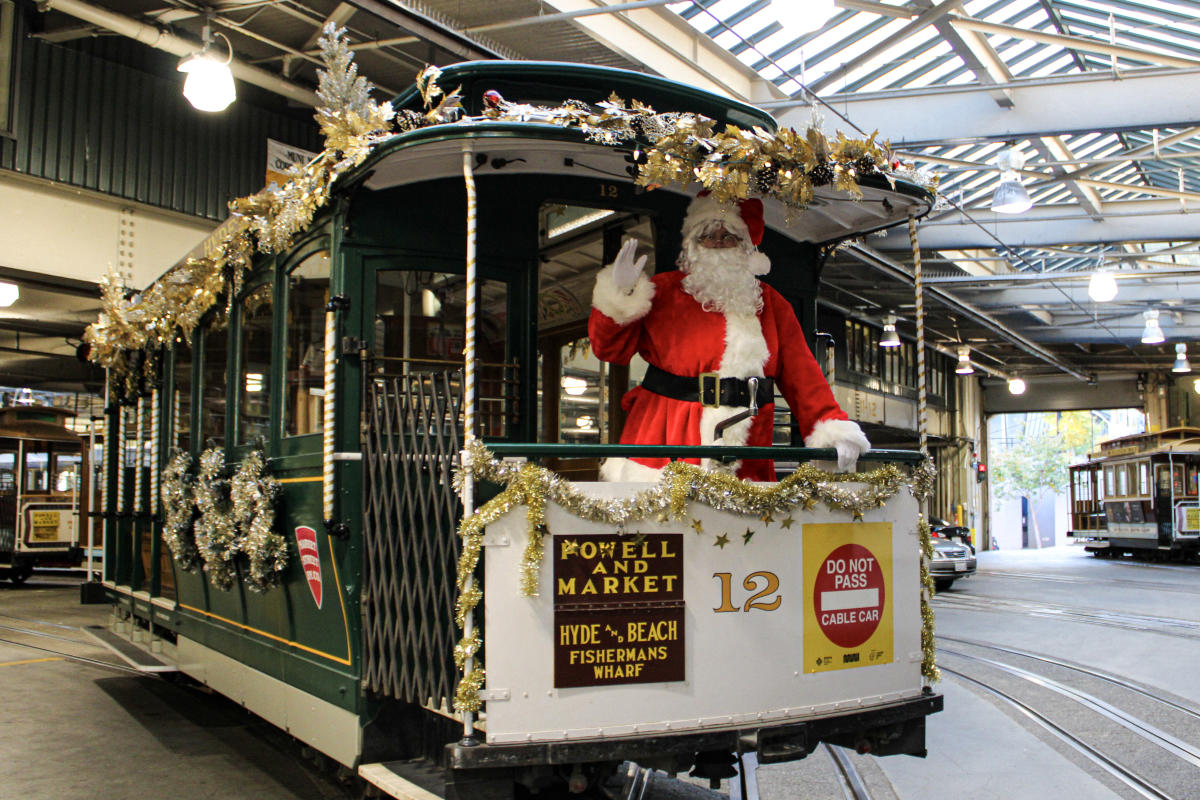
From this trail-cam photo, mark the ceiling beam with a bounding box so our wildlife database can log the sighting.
[777,67,1200,145]
[874,199,1200,250]
[537,0,781,103]
[931,16,1013,107]
[345,0,506,61]
[833,0,916,19]
[284,2,357,78]
[947,14,1200,71]
[807,0,966,93]
[952,281,1200,307]
[1029,136,1106,221]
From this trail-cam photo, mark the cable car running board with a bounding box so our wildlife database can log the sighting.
[82,625,177,673]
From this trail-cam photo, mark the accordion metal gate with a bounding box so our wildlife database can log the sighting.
[362,370,464,708]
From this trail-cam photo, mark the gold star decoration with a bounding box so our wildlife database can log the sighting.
[714,533,730,549]
[802,497,818,511]
[780,516,795,530]
[852,509,865,521]
[560,539,579,557]
[631,531,647,545]
[691,518,704,534]
[759,512,775,525]
[742,528,756,545]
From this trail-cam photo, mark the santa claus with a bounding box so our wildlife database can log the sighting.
[588,192,870,482]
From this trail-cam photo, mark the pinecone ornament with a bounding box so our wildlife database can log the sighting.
[854,154,877,175]
[395,109,426,133]
[809,162,834,187]
[754,163,779,194]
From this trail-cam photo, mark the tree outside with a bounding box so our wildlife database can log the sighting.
[988,410,1143,548]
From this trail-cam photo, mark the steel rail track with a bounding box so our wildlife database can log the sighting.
[941,648,1200,769]
[939,635,1200,722]
[942,666,1179,800]
[824,743,873,800]
[0,635,143,675]
[933,594,1200,640]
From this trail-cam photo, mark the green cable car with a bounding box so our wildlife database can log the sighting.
[92,55,941,798]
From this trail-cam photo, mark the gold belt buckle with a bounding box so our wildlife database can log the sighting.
[698,373,720,407]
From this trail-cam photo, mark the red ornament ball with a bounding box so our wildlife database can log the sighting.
[483,89,504,108]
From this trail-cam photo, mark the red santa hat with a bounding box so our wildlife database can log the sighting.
[682,191,765,247]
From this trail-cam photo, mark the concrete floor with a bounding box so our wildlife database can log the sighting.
[3,545,1199,799]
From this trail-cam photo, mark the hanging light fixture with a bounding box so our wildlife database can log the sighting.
[771,0,836,33]
[0,281,17,307]
[991,145,1032,214]
[955,345,974,375]
[1173,343,1191,373]
[561,376,588,396]
[178,18,236,112]
[1008,376,1027,395]
[1087,268,1117,303]
[880,313,901,348]
[1141,309,1165,344]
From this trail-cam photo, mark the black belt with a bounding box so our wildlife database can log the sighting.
[641,364,774,408]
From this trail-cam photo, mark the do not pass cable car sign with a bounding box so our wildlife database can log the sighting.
[803,523,893,672]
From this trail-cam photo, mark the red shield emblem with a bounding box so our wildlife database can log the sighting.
[295,526,323,609]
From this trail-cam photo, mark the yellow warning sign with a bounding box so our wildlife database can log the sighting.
[803,522,893,673]
[1181,506,1200,533]
[31,511,60,527]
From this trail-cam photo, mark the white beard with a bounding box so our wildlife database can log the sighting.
[680,241,765,316]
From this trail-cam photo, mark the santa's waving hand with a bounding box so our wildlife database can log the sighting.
[589,192,870,482]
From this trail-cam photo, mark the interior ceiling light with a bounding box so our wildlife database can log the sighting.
[1087,268,1118,303]
[178,19,236,112]
[1141,309,1165,345]
[1173,343,1191,373]
[0,281,17,307]
[561,376,588,396]
[771,0,835,33]
[880,313,901,348]
[991,146,1032,215]
[1008,376,1026,395]
[955,345,974,375]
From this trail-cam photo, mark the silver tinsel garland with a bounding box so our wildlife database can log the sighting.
[231,448,287,592]
[193,447,239,590]
[160,449,201,571]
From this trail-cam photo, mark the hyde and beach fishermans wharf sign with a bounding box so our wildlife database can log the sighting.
[553,533,685,688]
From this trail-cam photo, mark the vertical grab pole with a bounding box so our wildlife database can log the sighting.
[908,212,928,458]
[460,143,479,743]
[133,394,146,515]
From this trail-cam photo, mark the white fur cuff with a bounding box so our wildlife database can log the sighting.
[592,264,655,326]
[805,418,871,473]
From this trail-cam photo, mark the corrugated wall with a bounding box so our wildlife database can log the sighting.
[1,10,321,221]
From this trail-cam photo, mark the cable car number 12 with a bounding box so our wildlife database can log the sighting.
[712,571,782,613]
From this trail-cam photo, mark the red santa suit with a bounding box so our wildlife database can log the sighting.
[588,194,868,482]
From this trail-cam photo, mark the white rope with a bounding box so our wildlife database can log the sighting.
[460,143,478,740]
[133,396,145,514]
[115,403,126,515]
[323,307,337,520]
[909,212,928,457]
[150,388,160,518]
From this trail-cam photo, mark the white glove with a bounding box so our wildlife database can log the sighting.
[805,419,871,473]
[612,239,648,293]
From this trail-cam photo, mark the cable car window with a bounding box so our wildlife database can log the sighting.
[1189,464,1199,495]
[55,451,81,493]
[373,270,514,437]
[1157,465,1172,493]
[284,252,329,438]
[173,340,192,453]
[1115,465,1127,497]
[1104,465,1114,496]
[200,326,229,447]
[0,451,13,493]
[538,204,654,451]
[1138,461,1150,496]
[24,450,49,492]
[238,284,274,445]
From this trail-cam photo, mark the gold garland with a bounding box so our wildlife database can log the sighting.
[918,516,939,683]
[86,46,936,385]
[450,441,938,711]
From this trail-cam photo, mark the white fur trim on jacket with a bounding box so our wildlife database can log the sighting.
[600,457,667,483]
[804,418,871,473]
[592,264,655,326]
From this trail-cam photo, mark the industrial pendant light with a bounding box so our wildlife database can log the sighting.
[178,18,236,112]
[991,146,1032,214]
[0,281,17,307]
[1141,310,1165,345]
[955,345,974,375]
[1087,268,1117,302]
[1007,376,1027,395]
[1173,343,1191,373]
[880,313,901,348]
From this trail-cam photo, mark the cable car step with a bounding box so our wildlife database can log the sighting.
[82,625,177,673]
[359,760,445,800]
